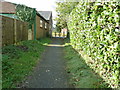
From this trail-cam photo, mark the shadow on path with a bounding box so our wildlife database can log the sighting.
[21,38,70,88]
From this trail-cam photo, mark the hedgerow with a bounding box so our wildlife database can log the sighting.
[67,1,120,88]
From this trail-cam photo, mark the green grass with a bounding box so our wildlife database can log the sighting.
[2,38,51,88]
[64,39,108,88]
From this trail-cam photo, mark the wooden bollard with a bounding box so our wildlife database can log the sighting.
[63,32,65,38]
[59,32,61,37]
[55,32,56,37]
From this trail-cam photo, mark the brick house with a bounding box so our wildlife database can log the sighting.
[0,0,17,19]
[35,12,49,39]
[0,0,52,40]
[38,11,53,37]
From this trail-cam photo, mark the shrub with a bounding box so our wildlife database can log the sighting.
[67,1,120,88]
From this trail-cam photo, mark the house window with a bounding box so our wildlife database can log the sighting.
[40,20,43,27]
[45,23,47,29]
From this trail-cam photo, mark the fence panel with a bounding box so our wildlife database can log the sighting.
[2,16,14,46]
[1,15,28,46]
[22,22,28,41]
[16,20,22,43]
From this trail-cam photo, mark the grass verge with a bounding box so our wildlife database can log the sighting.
[64,39,108,88]
[2,38,51,88]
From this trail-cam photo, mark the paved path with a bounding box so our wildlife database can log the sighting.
[22,38,69,88]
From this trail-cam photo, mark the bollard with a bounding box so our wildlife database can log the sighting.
[63,32,65,38]
[55,32,56,37]
[59,32,61,37]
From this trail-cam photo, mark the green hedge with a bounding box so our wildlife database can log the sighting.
[67,1,120,88]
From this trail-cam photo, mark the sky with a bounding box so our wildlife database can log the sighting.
[4,0,58,26]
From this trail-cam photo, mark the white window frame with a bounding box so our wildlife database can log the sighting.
[45,23,47,29]
[40,20,43,27]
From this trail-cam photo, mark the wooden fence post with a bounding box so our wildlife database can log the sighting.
[63,32,65,38]
[0,16,2,47]
[14,19,17,44]
[59,32,61,37]
[55,32,56,37]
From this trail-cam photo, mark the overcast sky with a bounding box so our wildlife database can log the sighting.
[4,0,58,25]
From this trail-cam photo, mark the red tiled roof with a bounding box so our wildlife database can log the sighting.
[0,1,16,14]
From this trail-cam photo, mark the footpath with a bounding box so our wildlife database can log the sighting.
[21,38,69,88]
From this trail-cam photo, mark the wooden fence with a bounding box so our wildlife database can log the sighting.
[1,15,28,46]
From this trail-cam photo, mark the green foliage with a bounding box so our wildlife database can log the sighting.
[2,45,22,59]
[2,38,51,88]
[67,1,120,88]
[56,22,61,32]
[55,1,78,30]
[16,4,36,29]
